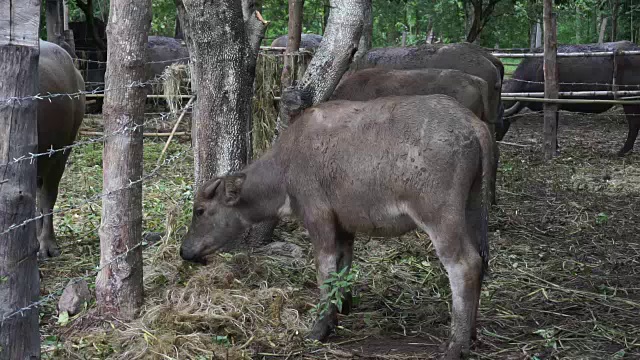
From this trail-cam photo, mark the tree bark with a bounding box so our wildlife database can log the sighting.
[350,0,371,69]
[611,0,619,42]
[177,0,271,249]
[281,0,304,91]
[599,17,608,43]
[175,16,183,39]
[177,0,266,186]
[277,0,365,131]
[0,1,41,358]
[543,0,558,160]
[536,20,542,47]
[95,0,151,320]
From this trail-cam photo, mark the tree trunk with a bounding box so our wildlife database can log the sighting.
[356,0,372,56]
[611,0,619,42]
[76,0,107,50]
[277,0,365,130]
[95,0,151,320]
[535,20,542,48]
[177,0,270,250]
[47,0,64,45]
[530,22,537,50]
[0,2,41,358]
[466,1,483,43]
[175,16,184,39]
[599,17,608,43]
[177,0,266,186]
[543,0,558,160]
[281,0,304,90]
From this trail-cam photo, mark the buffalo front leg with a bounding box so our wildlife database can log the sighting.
[306,210,341,342]
[37,154,68,258]
[336,227,355,315]
[619,105,640,156]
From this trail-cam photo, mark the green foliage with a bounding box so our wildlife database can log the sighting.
[42,0,640,50]
[311,265,357,317]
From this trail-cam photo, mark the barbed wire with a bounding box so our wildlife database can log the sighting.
[75,56,191,65]
[0,150,187,324]
[0,73,170,105]
[0,112,172,168]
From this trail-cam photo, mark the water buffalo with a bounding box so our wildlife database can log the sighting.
[37,40,86,258]
[349,42,505,130]
[180,94,492,359]
[270,33,324,50]
[330,67,498,205]
[501,41,640,156]
[146,35,190,80]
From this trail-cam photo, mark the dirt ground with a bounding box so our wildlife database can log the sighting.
[37,107,640,359]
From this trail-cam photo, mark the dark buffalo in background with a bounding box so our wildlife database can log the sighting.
[501,40,640,156]
[330,67,498,205]
[349,43,504,129]
[270,33,324,50]
[37,40,86,258]
[146,35,190,80]
[348,43,504,204]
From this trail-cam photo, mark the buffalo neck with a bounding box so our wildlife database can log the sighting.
[240,150,287,223]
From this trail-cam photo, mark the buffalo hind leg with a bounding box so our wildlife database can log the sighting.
[306,207,341,342]
[415,215,483,359]
[619,105,640,156]
[336,228,355,315]
[37,153,68,258]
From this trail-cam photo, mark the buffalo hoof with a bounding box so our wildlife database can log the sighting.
[38,241,61,259]
[307,314,336,342]
[617,148,632,157]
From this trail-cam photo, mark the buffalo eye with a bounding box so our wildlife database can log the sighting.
[195,208,205,217]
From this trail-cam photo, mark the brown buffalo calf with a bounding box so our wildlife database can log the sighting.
[181,94,492,359]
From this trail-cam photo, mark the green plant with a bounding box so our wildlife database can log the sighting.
[311,265,357,317]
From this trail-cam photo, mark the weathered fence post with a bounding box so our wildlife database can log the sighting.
[543,0,558,160]
[95,0,151,319]
[0,1,42,358]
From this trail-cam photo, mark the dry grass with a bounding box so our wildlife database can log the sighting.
[38,107,640,359]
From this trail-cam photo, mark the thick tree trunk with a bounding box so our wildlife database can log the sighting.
[0,2,41,358]
[543,0,558,160]
[177,0,270,249]
[281,0,304,90]
[277,0,365,131]
[177,0,266,185]
[95,0,151,320]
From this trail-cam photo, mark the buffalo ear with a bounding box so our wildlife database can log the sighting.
[202,178,222,200]
[223,173,246,206]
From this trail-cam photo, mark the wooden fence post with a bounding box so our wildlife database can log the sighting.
[0,1,42,358]
[95,0,151,319]
[543,0,558,160]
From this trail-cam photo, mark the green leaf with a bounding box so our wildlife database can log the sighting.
[57,311,70,326]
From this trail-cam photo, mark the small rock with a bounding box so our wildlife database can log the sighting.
[58,279,91,316]
[143,232,165,245]
[256,241,305,260]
